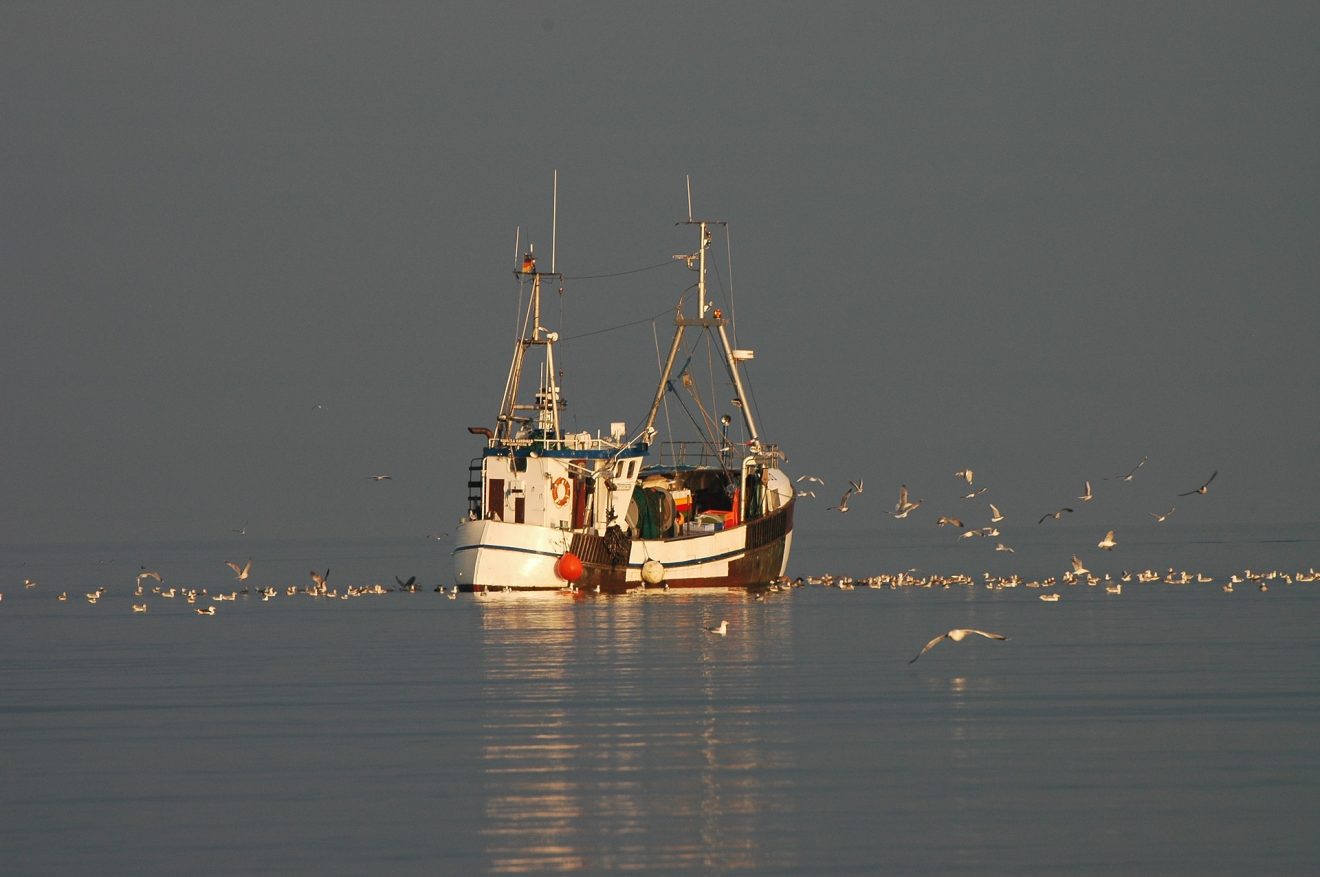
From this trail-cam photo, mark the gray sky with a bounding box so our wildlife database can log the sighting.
[3,1,1317,545]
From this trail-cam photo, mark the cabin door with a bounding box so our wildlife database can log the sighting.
[486,478,505,521]
[570,462,591,529]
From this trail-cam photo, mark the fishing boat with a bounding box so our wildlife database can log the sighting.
[453,194,793,593]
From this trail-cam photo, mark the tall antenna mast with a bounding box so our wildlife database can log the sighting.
[551,170,559,274]
[686,174,693,221]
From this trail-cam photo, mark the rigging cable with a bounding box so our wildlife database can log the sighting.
[556,308,673,345]
[563,259,680,281]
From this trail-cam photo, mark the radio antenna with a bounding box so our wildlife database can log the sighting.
[551,170,559,274]
[686,174,693,221]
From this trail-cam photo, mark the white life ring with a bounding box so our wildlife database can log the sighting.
[550,476,572,507]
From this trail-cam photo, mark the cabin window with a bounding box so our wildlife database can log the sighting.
[513,456,528,473]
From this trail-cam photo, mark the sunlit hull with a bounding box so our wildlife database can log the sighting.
[455,501,793,594]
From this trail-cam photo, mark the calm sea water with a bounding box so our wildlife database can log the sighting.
[2,523,1318,875]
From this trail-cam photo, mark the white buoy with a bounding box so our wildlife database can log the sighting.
[641,559,665,585]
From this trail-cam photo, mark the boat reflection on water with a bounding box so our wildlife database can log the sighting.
[474,591,799,873]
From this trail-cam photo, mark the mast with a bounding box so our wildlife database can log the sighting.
[496,254,564,441]
[495,174,566,443]
[644,217,761,447]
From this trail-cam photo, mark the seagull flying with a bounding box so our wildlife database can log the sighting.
[1038,508,1074,524]
[225,558,252,581]
[1108,456,1149,482]
[1098,530,1117,550]
[989,503,1004,523]
[955,469,974,485]
[1149,507,1175,523]
[796,474,825,485]
[1080,481,1094,503]
[892,485,923,519]
[828,485,854,513]
[909,628,1008,664]
[367,474,393,481]
[1071,555,1089,575]
[1178,471,1218,496]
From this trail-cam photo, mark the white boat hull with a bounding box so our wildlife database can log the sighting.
[454,500,793,593]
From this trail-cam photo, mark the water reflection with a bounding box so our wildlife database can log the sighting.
[476,593,798,873]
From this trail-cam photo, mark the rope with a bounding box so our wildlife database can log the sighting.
[557,308,672,344]
[563,259,681,281]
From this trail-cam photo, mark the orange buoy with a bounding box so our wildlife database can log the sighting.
[555,552,583,583]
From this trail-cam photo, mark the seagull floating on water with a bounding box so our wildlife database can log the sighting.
[909,628,1007,664]
[705,619,729,636]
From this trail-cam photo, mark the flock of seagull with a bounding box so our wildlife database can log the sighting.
[6,561,462,615]
[4,458,1310,668]
[786,457,1318,661]
[795,456,1230,577]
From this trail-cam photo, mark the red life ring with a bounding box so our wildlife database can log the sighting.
[551,476,572,507]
